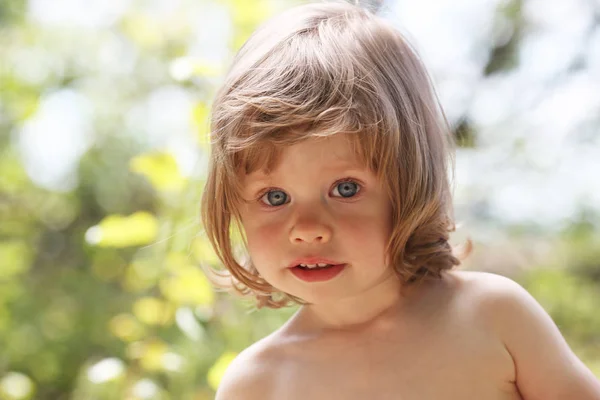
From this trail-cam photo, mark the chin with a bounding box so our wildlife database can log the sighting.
[290,286,353,305]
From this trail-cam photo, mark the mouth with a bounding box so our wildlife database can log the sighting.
[289,263,347,282]
[294,263,339,270]
[286,257,344,270]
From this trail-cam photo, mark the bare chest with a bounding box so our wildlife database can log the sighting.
[268,324,521,400]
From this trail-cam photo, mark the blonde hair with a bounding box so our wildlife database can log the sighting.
[201,1,467,308]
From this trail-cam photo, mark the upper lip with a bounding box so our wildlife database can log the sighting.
[287,257,345,269]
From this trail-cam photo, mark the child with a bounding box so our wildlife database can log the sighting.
[200,2,600,399]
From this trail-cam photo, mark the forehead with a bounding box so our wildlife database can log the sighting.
[283,134,359,163]
[245,134,363,179]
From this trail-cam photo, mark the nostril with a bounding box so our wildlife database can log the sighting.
[290,226,331,244]
[294,235,323,243]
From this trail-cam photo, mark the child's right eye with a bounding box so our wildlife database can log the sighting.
[260,190,288,207]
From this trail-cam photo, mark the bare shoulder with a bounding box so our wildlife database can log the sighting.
[445,269,600,399]
[442,269,533,316]
[442,269,553,336]
[444,269,522,296]
[215,332,281,400]
[405,269,523,332]
[422,269,526,320]
[445,269,568,334]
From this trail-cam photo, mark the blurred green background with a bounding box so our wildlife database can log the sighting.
[0,0,599,398]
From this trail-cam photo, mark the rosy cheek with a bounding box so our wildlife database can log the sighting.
[338,214,371,236]
[247,222,282,252]
[258,223,282,243]
[340,213,389,245]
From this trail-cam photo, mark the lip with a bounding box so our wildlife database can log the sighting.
[289,263,347,282]
[286,257,344,269]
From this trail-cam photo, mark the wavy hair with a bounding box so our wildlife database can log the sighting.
[201,1,469,308]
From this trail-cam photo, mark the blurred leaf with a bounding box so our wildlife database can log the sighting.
[40,305,75,341]
[7,325,43,361]
[0,372,36,400]
[91,250,127,282]
[33,192,80,231]
[132,297,173,326]
[122,258,161,292]
[138,339,168,372]
[0,150,31,195]
[108,313,146,342]
[120,14,164,49]
[86,212,159,248]
[130,152,186,193]
[191,237,220,267]
[207,352,237,391]
[160,265,215,306]
[0,282,24,304]
[0,240,32,280]
[29,351,60,384]
[228,0,273,49]
[1,80,40,122]
[164,252,194,273]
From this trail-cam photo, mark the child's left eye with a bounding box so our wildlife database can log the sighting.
[332,180,361,198]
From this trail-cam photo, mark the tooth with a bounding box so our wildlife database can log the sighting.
[300,263,307,267]
[306,264,317,268]
[317,263,328,267]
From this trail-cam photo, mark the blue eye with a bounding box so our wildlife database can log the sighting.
[333,181,360,198]
[261,190,288,206]
[259,180,361,207]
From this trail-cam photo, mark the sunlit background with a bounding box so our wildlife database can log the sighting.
[0,0,599,398]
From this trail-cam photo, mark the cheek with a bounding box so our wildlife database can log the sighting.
[338,213,389,246]
[244,221,284,259]
[336,201,392,255]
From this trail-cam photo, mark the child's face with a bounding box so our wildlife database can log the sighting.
[239,134,396,303]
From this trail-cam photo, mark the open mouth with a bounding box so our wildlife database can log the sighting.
[295,263,338,270]
[290,263,346,282]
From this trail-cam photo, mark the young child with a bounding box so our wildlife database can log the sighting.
[200,2,600,399]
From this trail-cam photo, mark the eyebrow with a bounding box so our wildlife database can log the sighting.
[244,164,368,186]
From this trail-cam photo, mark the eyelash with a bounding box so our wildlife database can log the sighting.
[256,177,363,208]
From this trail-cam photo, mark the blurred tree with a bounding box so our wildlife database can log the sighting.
[0,0,598,398]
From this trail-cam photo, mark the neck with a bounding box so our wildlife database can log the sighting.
[292,271,408,334]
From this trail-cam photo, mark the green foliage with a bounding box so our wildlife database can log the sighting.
[523,268,600,344]
[0,0,301,398]
[0,0,26,25]
[0,0,598,398]
[520,231,600,374]
[86,212,159,248]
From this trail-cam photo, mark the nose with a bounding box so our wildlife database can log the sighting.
[289,212,332,244]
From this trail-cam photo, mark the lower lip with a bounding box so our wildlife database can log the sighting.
[289,264,346,282]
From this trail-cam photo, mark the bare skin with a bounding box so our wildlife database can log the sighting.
[218,270,519,399]
[218,136,600,399]
[217,270,600,399]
